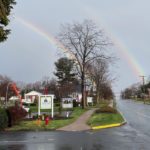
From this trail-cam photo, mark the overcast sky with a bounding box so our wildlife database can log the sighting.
[0,0,150,93]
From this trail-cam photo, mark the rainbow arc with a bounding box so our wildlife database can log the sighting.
[15,16,145,78]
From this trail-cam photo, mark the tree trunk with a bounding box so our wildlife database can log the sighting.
[81,72,86,109]
[96,93,100,104]
[96,85,100,104]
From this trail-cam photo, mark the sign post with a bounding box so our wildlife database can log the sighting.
[38,95,54,118]
[87,97,93,106]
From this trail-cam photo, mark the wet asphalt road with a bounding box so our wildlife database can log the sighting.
[0,99,150,150]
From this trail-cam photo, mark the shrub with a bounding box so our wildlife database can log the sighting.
[32,114,38,120]
[22,102,28,106]
[22,103,36,107]
[54,102,60,107]
[95,106,118,114]
[0,108,8,130]
[30,103,36,106]
[73,100,78,107]
[7,105,27,126]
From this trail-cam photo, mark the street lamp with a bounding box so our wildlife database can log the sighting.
[5,82,12,108]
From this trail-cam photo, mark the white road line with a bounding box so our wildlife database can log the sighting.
[1,140,28,143]
[48,139,55,141]
[1,138,55,143]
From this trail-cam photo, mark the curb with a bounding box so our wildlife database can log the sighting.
[91,121,127,130]
[91,109,127,130]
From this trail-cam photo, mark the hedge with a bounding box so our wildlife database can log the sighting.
[7,105,27,126]
[0,108,8,130]
[95,106,118,114]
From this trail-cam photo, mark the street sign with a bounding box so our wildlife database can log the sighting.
[87,97,93,106]
[40,95,52,109]
[38,95,54,118]
[87,97,93,103]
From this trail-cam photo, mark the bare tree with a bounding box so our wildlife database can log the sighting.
[88,58,114,103]
[0,75,12,97]
[58,20,111,108]
[0,75,19,106]
[121,82,142,99]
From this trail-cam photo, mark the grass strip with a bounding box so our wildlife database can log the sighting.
[87,111,124,127]
[6,107,86,131]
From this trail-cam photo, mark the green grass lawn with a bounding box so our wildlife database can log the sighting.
[87,107,124,127]
[29,105,60,113]
[6,107,86,131]
[87,113,124,127]
[28,104,74,113]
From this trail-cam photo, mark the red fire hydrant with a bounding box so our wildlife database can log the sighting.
[45,116,49,125]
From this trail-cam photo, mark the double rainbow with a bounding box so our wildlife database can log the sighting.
[16,16,75,60]
[15,16,144,78]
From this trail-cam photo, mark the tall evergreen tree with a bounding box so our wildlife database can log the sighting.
[54,57,76,85]
[0,0,16,42]
[54,57,77,98]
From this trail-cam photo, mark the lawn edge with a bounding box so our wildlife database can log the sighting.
[91,109,127,130]
[5,108,87,132]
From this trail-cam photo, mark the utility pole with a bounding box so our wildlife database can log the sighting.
[5,82,12,108]
[140,76,146,86]
[140,75,146,104]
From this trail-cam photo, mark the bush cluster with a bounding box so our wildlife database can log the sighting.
[0,108,8,130]
[95,106,118,114]
[73,100,79,107]
[7,105,27,126]
[32,114,52,120]
[54,102,60,107]
[22,102,36,107]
